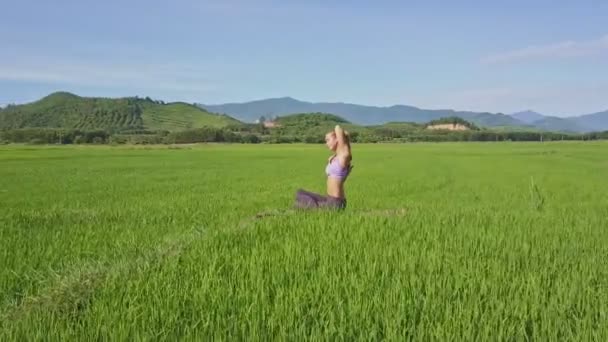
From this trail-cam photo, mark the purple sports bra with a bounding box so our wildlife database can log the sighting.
[326,156,352,179]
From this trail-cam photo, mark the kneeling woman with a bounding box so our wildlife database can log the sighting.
[295,125,353,210]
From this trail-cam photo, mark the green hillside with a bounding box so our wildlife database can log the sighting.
[0,92,241,131]
[141,101,241,131]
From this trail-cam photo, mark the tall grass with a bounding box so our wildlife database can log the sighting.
[1,142,607,340]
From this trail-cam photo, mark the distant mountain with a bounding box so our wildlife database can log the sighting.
[531,116,586,133]
[521,109,608,132]
[201,97,608,132]
[509,110,597,133]
[200,97,526,128]
[571,110,608,132]
[0,92,241,131]
[510,110,546,124]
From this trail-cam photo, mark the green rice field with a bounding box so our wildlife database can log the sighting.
[1,142,607,340]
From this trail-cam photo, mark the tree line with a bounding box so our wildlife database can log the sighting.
[2,127,607,145]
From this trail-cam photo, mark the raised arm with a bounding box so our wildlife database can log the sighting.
[334,125,347,146]
[334,125,352,167]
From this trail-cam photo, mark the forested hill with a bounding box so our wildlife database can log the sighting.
[0,92,241,131]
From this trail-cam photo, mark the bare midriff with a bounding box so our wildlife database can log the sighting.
[327,177,345,198]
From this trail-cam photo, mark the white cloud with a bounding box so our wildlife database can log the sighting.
[481,34,608,64]
[0,60,218,93]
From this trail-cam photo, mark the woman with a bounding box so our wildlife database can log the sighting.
[294,125,353,210]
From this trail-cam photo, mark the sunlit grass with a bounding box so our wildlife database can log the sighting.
[1,142,607,340]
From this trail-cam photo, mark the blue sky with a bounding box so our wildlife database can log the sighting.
[1,0,607,116]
